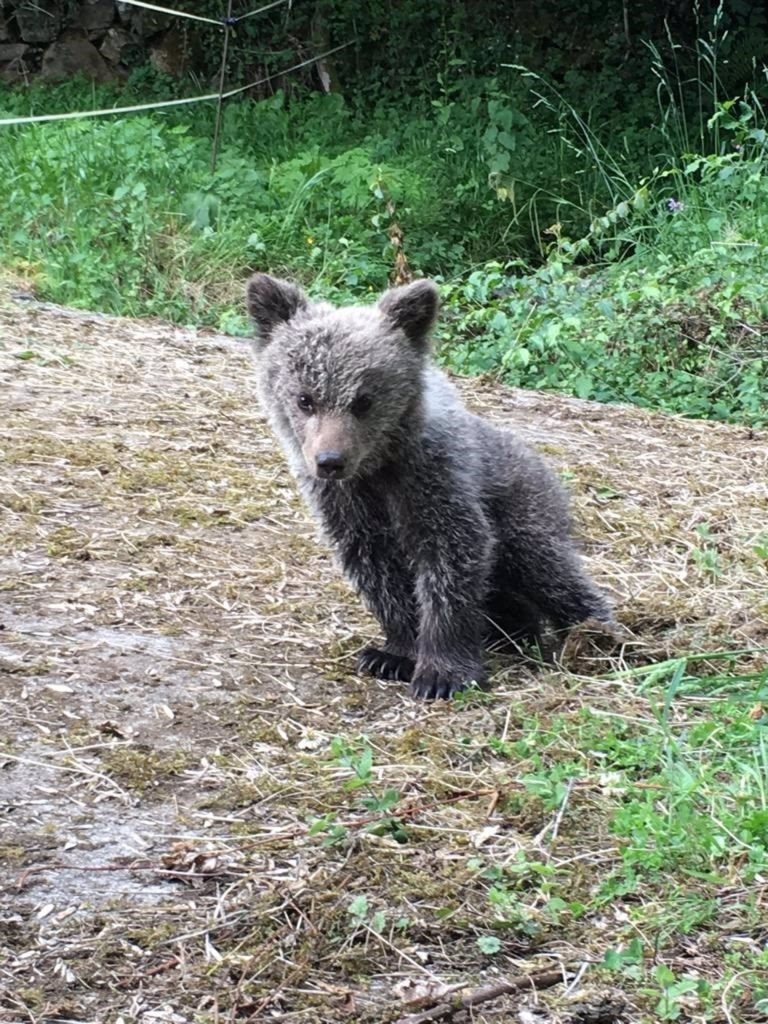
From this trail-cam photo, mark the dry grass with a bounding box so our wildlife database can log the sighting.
[1,278,766,1023]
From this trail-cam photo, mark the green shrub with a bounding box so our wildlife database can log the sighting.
[0,13,766,424]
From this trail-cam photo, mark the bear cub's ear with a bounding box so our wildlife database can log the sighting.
[378,280,439,347]
[246,274,308,340]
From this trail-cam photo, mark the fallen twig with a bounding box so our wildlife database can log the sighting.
[392,967,566,1023]
[16,859,247,888]
[115,955,181,989]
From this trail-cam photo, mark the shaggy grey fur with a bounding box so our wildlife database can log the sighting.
[246,274,613,700]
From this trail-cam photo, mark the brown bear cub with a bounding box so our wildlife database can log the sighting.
[246,274,613,700]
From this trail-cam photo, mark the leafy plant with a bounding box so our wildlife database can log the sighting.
[308,737,408,845]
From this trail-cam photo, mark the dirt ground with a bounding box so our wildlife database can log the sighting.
[1,285,766,1024]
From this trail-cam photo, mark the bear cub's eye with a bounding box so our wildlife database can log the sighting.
[297,393,315,414]
[351,394,373,417]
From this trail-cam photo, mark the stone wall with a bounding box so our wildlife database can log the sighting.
[0,1,197,85]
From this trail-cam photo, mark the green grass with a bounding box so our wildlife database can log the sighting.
[0,78,533,320]
[1,64,766,426]
[319,653,768,1020]
[439,229,768,425]
[437,66,768,425]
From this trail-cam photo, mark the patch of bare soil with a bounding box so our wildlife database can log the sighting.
[1,285,766,1023]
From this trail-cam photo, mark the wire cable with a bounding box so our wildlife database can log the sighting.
[0,43,352,128]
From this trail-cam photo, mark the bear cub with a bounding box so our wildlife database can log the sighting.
[246,274,613,700]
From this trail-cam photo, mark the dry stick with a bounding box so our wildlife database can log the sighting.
[211,0,234,174]
[534,776,575,858]
[3,752,130,801]
[16,859,247,888]
[393,968,566,1024]
[115,956,181,989]
[393,969,566,1024]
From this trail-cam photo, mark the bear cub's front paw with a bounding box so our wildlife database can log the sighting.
[410,662,486,701]
[357,646,415,682]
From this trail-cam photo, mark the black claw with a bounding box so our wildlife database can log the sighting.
[357,646,415,683]
[409,659,487,700]
[410,666,474,701]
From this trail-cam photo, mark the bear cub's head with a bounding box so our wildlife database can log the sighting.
[246,274,439,481]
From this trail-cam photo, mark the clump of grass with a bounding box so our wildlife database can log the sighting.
[101,748,192,792]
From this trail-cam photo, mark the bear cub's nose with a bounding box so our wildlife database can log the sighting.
[316,451,346,479]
